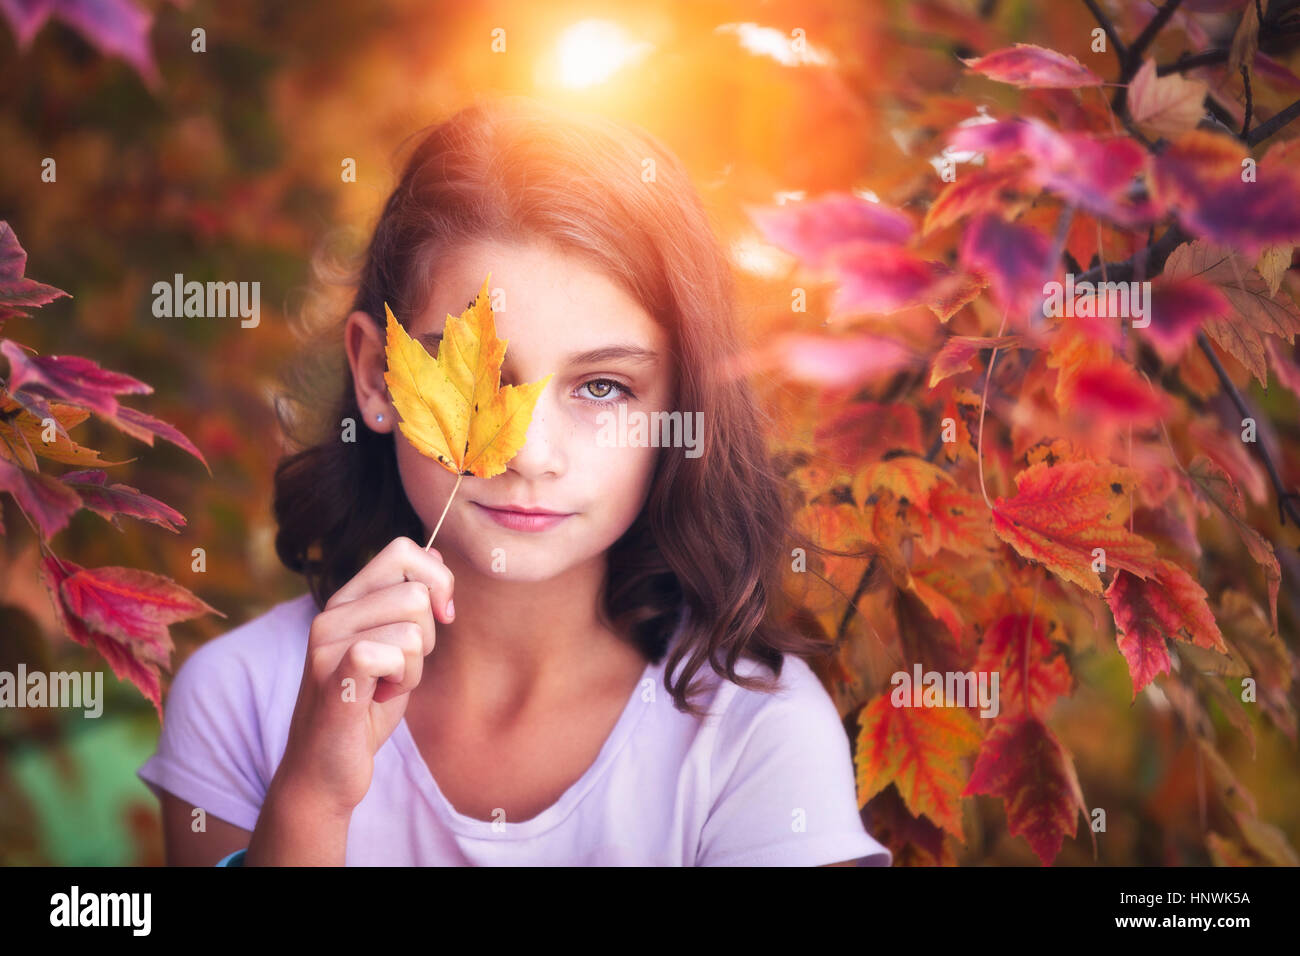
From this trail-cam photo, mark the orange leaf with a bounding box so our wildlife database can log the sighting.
[990,460,1159,593]
[855,694,982,840]
[384,274,552,479]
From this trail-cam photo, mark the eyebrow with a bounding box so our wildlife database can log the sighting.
[417,332,659,367]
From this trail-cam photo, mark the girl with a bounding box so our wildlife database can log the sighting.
[137,93,892,867]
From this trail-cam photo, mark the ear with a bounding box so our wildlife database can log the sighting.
[344,309,395,433]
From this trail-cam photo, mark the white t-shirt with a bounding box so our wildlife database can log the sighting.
[137,591,892,866]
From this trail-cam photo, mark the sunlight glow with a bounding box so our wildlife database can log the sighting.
[715,22,834,66]
[555,20,653,88]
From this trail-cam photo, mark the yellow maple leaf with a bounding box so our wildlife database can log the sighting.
[383,272,552,548]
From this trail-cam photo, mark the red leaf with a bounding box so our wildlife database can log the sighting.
[959,212,1050,320]
[962,714,1087,865]
[856,695,982,840]
[60,563,221,649]
[0,455,83,538]
[973,612,1073,718]
[930,335,1025,387]
[990,459,1160,594]
[747,193,914,270]
[60,468,187,533]
[1,340,152,417]
[39,556,222,720]
[924,165,1027,235]
[813,402,924,469]
[0,221,69,322]
[1152,131,1300,254]
[1067,362,1173,428]
[950,120,1153,225]
[825,243,946,315]
[1105,558,1229,698]
[98,403,211,473]
[1144,276,1233,361]
[962,44,1103,89]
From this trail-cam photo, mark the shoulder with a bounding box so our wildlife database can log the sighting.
[181,591,317,671]
[166,591,318,718]
[686,650,892,866]
[707,651,847,762]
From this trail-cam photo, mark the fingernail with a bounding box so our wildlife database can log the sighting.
[445,599,455,620]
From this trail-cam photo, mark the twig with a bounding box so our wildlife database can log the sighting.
[1114,0,1187,113]
[1128,0,1186,71]
[424,472,463,550]
[1158,49,1227,75]
[1196,331,1300,528]
[1246,96,1300,146]
[1241,64,1254,138]
[1082,0,1128,62]
[1076,224,1188,285]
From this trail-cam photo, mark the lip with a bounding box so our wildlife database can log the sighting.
[472,501,574,532]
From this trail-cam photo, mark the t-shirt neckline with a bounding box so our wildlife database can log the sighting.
[393,653,659,840]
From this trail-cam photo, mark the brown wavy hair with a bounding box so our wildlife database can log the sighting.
[272,92,841,716]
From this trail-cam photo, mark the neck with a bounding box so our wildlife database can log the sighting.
[413,548,644,722]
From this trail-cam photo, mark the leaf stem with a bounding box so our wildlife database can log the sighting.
[424,472,464,551]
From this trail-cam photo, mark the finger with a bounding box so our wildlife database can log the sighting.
[326,536,455,621]
[315,580,437,656]
[353,621,426,702]
[332,639,407,708]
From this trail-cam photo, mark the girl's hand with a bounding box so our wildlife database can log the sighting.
[275,535,455,817]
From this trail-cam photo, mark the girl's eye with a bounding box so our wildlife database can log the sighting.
[577,378,636,405]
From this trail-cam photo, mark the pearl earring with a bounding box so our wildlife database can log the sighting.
[376,413,384,423]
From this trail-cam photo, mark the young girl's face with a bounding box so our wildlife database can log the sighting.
[357,237,675,583]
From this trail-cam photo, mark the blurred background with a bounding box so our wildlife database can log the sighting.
[1,0,1297,865]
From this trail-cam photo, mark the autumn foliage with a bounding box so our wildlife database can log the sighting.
[746,3,1300,865]
[2,0,1298,867]
[0,221,221,720]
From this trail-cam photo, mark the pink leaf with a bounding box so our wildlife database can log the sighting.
[0,221,69,320]
[959,212,1051,320]
[0,455,83,538]
[1,339,152,417]
[60,468,187,533]
[746,193,915,270]
[1144,276,1232,361]
[962,44,1103,89]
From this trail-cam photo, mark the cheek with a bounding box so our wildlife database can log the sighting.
[578,434,659,522]
[393,437,459,512]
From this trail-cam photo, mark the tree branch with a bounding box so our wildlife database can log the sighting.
[1246,96,1300,146]
[1241,64,1254,137]
[1196,331,1300,528]
[1128,0,1186,71]
[1076,224,1189,285]
[1082,0,1128,62]
[1158,49,1227,74]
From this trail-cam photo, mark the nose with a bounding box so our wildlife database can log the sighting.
[504,381,565,479]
